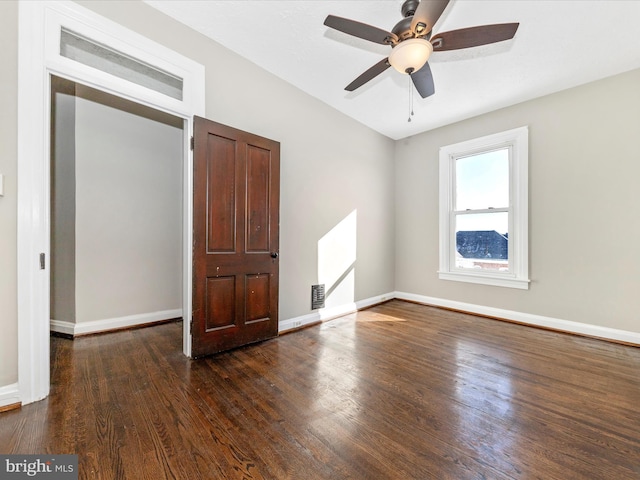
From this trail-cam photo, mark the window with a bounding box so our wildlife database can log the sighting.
[439,127,529,289]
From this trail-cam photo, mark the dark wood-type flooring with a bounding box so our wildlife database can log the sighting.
[2,300,640,479]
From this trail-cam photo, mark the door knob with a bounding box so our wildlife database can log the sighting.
[270,252,279,258]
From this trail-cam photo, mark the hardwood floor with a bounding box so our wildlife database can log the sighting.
[2,300,640,479]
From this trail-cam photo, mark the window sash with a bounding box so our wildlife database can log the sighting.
[454,147,510,211]
[452,209,511,274]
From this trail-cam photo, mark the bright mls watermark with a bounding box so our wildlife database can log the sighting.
[1,455,77,479]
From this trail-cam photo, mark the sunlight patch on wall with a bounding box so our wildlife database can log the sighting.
[318,210,357,311]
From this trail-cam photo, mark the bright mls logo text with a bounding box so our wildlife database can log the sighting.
[1,455,77,479]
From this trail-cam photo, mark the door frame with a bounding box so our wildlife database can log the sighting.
[17,0,205,405]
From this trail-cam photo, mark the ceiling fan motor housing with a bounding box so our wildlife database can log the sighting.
[401,0,420,18]
[394,1,431,42]
[392,17,417,41]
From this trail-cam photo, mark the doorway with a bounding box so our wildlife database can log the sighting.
[50,76,184,337]
[18,0,205,404]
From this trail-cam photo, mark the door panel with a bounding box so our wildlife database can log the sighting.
[205,276,236,331]
[207,134,237,252]
[246,274,271,322]
[246,145,271,252]
[192,117,280,357]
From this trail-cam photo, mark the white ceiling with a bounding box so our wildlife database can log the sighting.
[144,0,640,140]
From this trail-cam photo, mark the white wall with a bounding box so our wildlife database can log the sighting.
[395,68,640,334]
[51,80,77,323]
[74,86,184,323]
[0,0,18,386]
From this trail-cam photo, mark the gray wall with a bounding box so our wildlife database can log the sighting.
[395,67,640,333]
[76,1,397,321]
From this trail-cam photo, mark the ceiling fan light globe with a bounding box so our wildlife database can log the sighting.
[388,38,433,74]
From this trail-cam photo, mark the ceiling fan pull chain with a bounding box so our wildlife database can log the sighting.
[411,77,415,117]
[408,75,414,122]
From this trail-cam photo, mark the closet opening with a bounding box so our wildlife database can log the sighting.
[50,75,185,343]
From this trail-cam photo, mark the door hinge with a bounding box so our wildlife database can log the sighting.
[190,136,194,151]
[39,253,46,270]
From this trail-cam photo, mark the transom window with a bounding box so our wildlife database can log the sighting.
[439,127,529,289]
[60,28,184,100]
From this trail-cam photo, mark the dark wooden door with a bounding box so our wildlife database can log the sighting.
[192,116,280,357]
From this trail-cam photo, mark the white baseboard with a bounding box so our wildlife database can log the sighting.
[279,293,394,333]
[50,309,182,337]
[50,319,75,336]
[0,383,20,409]
[395,291,640,346]
[279,291,640,345]
[52,293,633,346]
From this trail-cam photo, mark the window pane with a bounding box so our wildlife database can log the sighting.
[60,29,183,100]
[455,212,508,271]
[456,148,509,210]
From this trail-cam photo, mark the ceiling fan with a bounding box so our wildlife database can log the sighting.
[324,0,519,98]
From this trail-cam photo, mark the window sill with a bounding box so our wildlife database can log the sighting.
[438,271,530,290]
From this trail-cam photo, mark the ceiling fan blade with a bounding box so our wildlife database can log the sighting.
[345,58,391,92]
[411,0,450,36]
[411,62,435,98]
[324,15,398,45]
[431,23,519,51]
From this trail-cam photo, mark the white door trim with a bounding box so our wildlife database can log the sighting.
[17,0,204,405]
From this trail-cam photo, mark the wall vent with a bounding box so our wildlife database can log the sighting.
[311,284,325,310]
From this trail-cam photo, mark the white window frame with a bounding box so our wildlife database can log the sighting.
[438,126,529,289]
